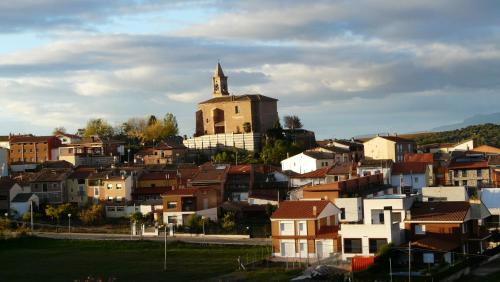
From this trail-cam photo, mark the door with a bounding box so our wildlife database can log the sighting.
[299,241,308,258]
[280,241,295,257]
[316,240,334,258]
[203,198,209,210]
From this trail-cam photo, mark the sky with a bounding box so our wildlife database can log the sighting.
[0,0,499,139]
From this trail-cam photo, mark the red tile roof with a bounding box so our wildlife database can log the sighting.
[291,166,331,179]
[408,201,470,222]
[404,153,433,163]
[411,236,461,251]
[327,163,355,175]
[228,164,253,175]
[392,162,428,174]
[472,145,500,154]
[163,188,198,196]
[448,160,489,170]
[271,200,330,219]
[10,135,55,143]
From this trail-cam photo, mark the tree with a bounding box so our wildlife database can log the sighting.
[124,117,148,143]
[83,118,114,139]
[147,115,157,126]
[265,119,284,142]
[79,205,104,225]
[184,214,203,231]
[163,113,179,136]
[129,212,144,223]
[45,203,73,224]
[53,127,67,135]
[283,115,303,130]
[222,212,236,231]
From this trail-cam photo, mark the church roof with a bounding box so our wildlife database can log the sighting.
[214,62,226,77]
[199,94,278,104]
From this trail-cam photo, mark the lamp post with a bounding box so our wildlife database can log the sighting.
[30,200,33,233]
[127,148,131,163]
[202,216,205,235]
[164,224,167,272]
[68,213,72,233]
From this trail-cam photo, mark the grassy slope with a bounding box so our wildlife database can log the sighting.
[0,237,266,282]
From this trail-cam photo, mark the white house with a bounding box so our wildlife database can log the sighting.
[281,151,334,174]
[357,159,393,185]
[334,197,362,223]
[338,195,417,260]
[390,162,432,193]
[10,193,39,218]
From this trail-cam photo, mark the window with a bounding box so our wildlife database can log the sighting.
[279,221,294,235]
[78,179,85,185]
[462,170,467,177]
[340,208,346,220]
[298,221,306,236]
[107,196,113,202]
[116,196,123,202]
[116,183,123,189]
[107,184,113,190]
[168,216,177,224]
[116,207,125,212]
[167,202,177,209]
[369,239,388,254]
[42,183,48,192]
[414,177,418,183]
[344,239,362,254]
[477,169,482,177]
[462,223,468,234]
[235,105,240,114]
[52,183,58,189]
[415,224,426,235]
[94,188,99,197]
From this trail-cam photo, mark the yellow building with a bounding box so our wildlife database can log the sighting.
[363,136,416,163]
[195,63,279,136]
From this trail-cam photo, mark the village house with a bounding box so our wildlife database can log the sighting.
[447,153,491,188]
[363,135,416,163]
[30,168,71,204]
[66,167,96,206]
[390,162,432,193]
[405,201,491,265]
[421,139,474,154]
[357,158,393,185]
[9,135,61,164]
[488,155,500,188]
[162,187,220,225]
[271,200,341,260]
[86,171,134,217]
[134,142,187,165]
[132,171,178,202]
[289,163,356,188]
[0,177,23,214]
[281,151,335,174]
[338,195,416,260]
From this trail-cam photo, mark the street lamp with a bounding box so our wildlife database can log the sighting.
[127,148,131,163]
[68,213,72,233]
[202,216,205,235]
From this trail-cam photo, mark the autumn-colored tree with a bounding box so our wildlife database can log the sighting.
[83,118,114,139]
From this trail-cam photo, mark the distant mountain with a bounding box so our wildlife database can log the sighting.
[431,112,500,132]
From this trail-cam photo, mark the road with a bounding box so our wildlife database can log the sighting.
[34,231,271,246]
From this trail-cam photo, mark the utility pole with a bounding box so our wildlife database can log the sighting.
[30,200,33,233]
[164,224,167,272]
[408,241,411,282]
[389,257,393,282]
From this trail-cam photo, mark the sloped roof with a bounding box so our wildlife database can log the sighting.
[9,135,55,143]
[448,160,489,170]
[327,163,354,175]
[199,94,277,104]
[0,177,16,191]
[32,169,71,182]
[12,193,35,203]
[472,145,500,154]
[228,164,253,175]
[271,200,330,219]
[291,166,331,179]
[411,236,461,251]
[303,151,334,160]
[392,162,428,174]
[408,201,470,222]
[358,159,393,167]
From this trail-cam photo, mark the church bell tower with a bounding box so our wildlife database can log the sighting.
[212,62,229,97]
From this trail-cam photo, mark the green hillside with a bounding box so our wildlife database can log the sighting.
[415,123,500,147]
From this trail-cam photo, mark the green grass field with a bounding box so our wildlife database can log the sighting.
[0,237,271,282]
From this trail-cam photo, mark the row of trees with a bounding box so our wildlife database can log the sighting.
[53,113,179,144]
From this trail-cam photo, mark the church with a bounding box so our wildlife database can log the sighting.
[194,63,279,137]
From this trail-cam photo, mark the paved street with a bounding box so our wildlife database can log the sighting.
[34,231,271,246]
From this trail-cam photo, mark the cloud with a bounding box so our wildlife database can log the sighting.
[0,1,499,138]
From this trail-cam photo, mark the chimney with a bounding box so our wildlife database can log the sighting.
[313,206,317,217]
